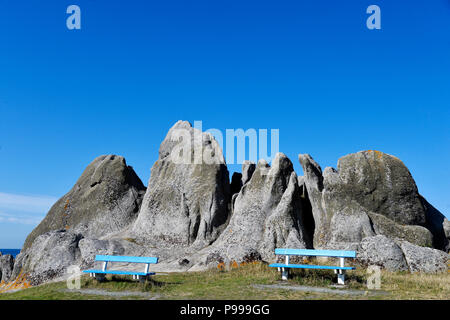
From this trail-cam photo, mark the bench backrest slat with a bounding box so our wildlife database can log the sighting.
[95,255,158,264]
[274,248,356,258]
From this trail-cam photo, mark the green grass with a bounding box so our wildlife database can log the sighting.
[0,262,448,300]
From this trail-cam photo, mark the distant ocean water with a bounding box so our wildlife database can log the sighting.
[0,249,21,258]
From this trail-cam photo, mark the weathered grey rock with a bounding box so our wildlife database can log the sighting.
[297,176,305,189]
[367,212,432,247]
[357,235,408,271]
[337,151,426,225]
[298,154,328,247]
[241,161,256,185]
[444,219,450,239]
[191,153,312,268]
[131,121,231,248]
[9,251,26,283]
[357,236,448,273]
[328,209,375,247]
[298,155,376,248]
[230,193,239,215]
[18,230,83,285]
[23,155,146,250]
[420,196,449,251]
[261,171,312,255]
[396,240,449,273]
[444,218,450,252]
[298,151,434,249]
[78,238,127,269]
[15,123,449,282]
[0,254,15,283]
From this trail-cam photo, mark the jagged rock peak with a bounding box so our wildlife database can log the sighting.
[241,160,256,185]
[298,150,434,249]
[158,120,226,165]
[191,152,313,267]
[23,155,146,250]
[337,150,425,225]
[131,120,231,248]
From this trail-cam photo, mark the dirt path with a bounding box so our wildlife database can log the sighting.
[253,284,389,296]
[60,288,161,299]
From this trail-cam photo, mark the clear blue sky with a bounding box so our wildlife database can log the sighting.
[0,1,449,248]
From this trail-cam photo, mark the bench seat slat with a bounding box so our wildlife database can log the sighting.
[95,255,158,264]
[83,269,155,276]
[274,248,356,258]
[269,263,355,270]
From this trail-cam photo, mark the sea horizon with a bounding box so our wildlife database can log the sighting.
[0,249,21,258]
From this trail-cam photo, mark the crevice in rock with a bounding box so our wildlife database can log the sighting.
[367,214,377,235]
[90,181,101,188]
[230,172,243,196]
[420,195,449,251]
[190,210,201,244]
[300,186,315,248]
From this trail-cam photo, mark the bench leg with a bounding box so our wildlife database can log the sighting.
[281,268,289,281]
[337,257,346,285]
[138,275,147,283]
[337,271,345,285]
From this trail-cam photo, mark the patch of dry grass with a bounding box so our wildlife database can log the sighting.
[0,262,448,300]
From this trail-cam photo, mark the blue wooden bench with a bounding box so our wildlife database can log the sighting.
[269,248,356,285]
[83,255,158,283]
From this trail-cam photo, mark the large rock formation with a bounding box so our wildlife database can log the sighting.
[23,155,146,250]
[11,123,448,286]
[337,151,425,225]
[14,230,83,285]
[299,151,434,249]
[131,121,231,248]
[191,153,313,269]
[357,235,409,272]
[396,240,448,273]
[13,154,146,285]
[356,235,448,273]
